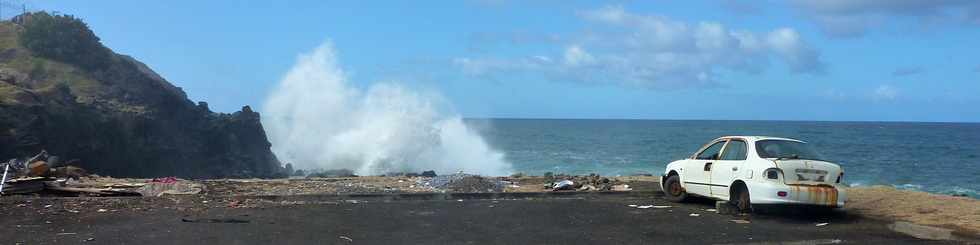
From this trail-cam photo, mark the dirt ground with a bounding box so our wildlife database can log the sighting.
[5,174,976,238]
[0,194,936,244]
[846,185,980,235]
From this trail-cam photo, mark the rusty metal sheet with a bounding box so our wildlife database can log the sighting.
[788,184,838,206]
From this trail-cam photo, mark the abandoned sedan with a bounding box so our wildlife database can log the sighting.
[660,136,846,212]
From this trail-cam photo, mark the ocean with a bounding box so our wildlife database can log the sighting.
[470,119,980,198]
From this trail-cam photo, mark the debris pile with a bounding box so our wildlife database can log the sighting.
[2,155,654,198]
[2,150,86,180]
[543,173,631,192]
[203,177,433,196]
[1,150,201,197]
[442,174,504,193]
[416,172,510,193]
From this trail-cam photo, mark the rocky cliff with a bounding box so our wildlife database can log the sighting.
[0,12,283,178]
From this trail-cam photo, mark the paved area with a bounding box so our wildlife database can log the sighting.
[0,194,962,244]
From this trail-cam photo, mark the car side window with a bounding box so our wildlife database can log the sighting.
[696,141,726,160]
[720,140,747,160]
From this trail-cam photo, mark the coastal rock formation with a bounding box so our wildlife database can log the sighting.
[0,12,283,178]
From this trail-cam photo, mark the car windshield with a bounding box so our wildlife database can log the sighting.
[755,140,824,160]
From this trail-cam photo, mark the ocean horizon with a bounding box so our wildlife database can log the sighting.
[465,118,980,198]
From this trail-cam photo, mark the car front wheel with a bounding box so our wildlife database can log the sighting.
[663,175,687,202]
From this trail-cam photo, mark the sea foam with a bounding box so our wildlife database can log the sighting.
[261,41,512,176]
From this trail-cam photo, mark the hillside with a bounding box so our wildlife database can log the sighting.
[0,12,283,178]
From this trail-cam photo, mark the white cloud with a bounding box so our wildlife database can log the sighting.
[790,0,980,37]
[563,45,595,66]
[454,6,827,89]
[766,28,827,74]
[873,84,900,101]
[452,57,486,76]
[581,5,630,24]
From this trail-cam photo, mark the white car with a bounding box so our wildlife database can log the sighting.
[660,136,846,212]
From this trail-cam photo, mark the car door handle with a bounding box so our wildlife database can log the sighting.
[732,166,738,171]
[704,162,712,171]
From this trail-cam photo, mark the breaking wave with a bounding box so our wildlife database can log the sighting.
[261,41,512,176]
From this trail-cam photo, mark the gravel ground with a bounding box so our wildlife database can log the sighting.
[846,185,980,236]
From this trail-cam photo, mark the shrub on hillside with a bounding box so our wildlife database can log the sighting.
[17,12,110,71]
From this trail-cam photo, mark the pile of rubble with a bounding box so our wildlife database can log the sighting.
[543,173,631,192]
[2,155,640,198]
[420,172,508,193]
[203,176,433,196]
[1,150,201,197]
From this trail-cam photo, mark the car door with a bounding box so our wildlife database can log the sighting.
[684,140,727,196]
[710,139,747,198]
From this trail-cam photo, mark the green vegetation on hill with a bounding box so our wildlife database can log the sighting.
[17,12,110,71]
[0,12,284,178]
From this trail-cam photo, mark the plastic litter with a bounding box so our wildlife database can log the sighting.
[689,213,700,217]
[816,223,829,227]
[578,184,597,191]
[0,163,9,196]
[552,180,574,191]
[339,236,353,242]
[629,204,668,209]
[611,184,632,191]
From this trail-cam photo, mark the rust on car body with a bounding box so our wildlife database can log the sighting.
[788,184,839,207]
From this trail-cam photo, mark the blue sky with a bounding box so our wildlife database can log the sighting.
[15,0,980,122]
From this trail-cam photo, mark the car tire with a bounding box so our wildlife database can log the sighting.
[663,175,687,202]
[731,184,752,213]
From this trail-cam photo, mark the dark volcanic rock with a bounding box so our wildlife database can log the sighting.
[307,169,357,178]
[0,13,282,178]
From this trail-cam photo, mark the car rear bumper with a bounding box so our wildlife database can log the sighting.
[747,182,847,208]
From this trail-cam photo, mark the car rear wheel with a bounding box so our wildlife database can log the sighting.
[663,175,687,202]
[731,184,752,213]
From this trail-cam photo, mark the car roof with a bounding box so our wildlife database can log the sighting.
[718,136,806,143]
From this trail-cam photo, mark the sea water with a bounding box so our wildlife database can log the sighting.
[471,119,980,198]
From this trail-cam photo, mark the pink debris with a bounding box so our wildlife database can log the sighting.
[149,176,178,184]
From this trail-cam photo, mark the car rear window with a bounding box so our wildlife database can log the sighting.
[755,140,824,160]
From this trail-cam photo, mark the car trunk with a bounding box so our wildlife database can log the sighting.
[773,159,843,185]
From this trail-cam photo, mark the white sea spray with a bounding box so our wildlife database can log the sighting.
[261,41,512,176]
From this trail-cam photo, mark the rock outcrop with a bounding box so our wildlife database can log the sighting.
[0,12,283,178]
